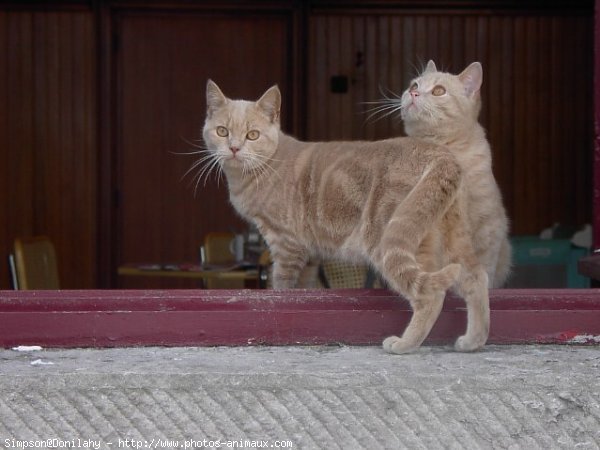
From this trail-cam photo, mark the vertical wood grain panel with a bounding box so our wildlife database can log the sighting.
[117,13,292,288]
[352,16,367,138]
[364,15,378,140]
[2,12,36,289]
[487,16,515,219]
[34,11,96,288]
[308,15,328,139]
[388,16,404,137]
[307,9,592,236]
[537,18,552,227]
[549,17,562,225]
[0,12,6,285]
[0,9,96,289]
[8,13,35,236]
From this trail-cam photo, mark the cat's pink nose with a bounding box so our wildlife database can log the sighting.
[230,147,240,155]
[410,90,419,98]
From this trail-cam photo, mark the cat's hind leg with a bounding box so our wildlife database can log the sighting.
[444,205,490,351]
[376,245,461,354]
[453,266,489,352]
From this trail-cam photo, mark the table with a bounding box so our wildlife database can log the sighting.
[118,264,261,285]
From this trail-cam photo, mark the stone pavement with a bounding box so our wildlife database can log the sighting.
[0,344,599,449]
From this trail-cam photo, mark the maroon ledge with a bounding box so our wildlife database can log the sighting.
[1,289,599,348]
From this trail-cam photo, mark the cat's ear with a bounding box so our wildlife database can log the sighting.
[206,79,228,117]
[424,60,437,74]
[458,62,483,97]
[256,85,281,124]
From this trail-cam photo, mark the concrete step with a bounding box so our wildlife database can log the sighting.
[1,345,599,449]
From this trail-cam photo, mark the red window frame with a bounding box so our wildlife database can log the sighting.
[1,1,599,349]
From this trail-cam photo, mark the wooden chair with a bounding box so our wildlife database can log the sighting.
[203,232,244,289]
[13,236,60,290]
[258,249,272,288]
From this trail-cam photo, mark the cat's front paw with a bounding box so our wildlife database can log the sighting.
[454,334,486,352]
[382,336,418,354]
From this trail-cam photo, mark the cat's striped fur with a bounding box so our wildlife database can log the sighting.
[200,80,489,353]
[370,60,511,287]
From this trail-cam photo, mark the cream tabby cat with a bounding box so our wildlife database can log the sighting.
[200,80,489,353]
[396,61,511,288]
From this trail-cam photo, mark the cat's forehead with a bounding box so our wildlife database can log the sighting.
[212,99,266,127]
[414,71,461,90]
[417,71,445,84]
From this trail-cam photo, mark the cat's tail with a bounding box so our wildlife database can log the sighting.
[418,263,462,296]
[380,250,461,299]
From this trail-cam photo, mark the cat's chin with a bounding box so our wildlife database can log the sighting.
[222,158,254,173]
[401,108,419,122]
[223,156,243,166]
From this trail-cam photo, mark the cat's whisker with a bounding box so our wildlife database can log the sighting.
[410,59,424,77]
[192,160,216,195]
[179,135,209,150]
[368,103,403,116]
[262,158,282,180]
[363,101,404,123]
[243,154,267,181]
[183,157,220,186]
[362,101,400,112]
[242,153,282,188]
[189,153,225,196]
[182,152,217,179]
[244,158,262,191]
[377,85,403,101]
[207,157,226,189]
[171,149,210,156]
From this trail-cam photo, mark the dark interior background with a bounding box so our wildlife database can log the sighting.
[0,0,593,289]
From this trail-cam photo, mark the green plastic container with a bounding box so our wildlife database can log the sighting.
[507,236,589,288]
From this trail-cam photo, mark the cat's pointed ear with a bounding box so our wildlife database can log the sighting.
[458,62,483,97]
[425,60,437,74]
[206,79,228,117]
[256,85,281,124]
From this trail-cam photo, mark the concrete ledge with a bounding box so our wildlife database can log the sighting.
[1,345,599,449]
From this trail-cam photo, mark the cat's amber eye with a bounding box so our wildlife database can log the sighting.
[432,85,446,96]
[246,130,260,141]
[410,82,419,91]
[216,126,229,137]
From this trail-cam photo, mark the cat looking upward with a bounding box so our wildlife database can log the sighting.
[198,80,490,353]
[392,61,511,288]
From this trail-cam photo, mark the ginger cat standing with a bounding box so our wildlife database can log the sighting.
[199,80,490,353]
[397,61,511,288]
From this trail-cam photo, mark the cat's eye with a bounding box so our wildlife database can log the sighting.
[410,82,419,91]
[216,126,229,137]
[432,85,446,96]
[246,130,260,141]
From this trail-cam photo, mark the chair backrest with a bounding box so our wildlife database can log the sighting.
[204,232,236,265]
[203,232,244,289]
[14,236,60,290]
[318,261,382,289]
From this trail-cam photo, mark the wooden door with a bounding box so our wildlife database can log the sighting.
[307,10,593,236]
[115,11,295,287]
